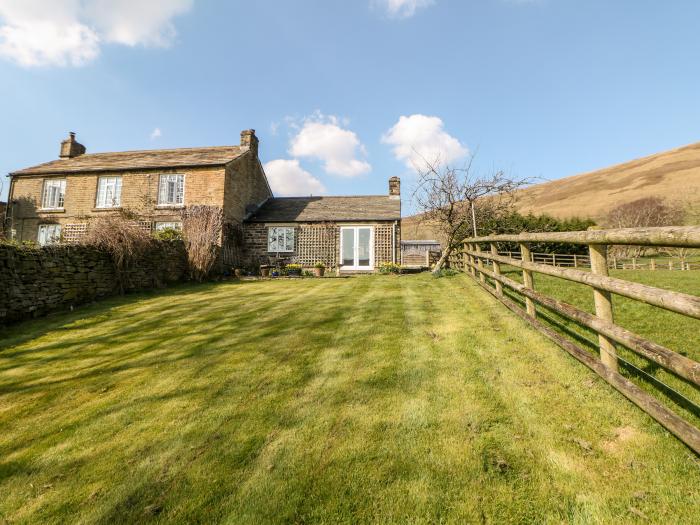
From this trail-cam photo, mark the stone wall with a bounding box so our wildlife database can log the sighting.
[0,241,187,323]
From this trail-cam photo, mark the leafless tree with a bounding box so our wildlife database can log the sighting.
[605,197,685,258]
[83,213,155,293]
[181,205,223,281]
[412,156,530,273]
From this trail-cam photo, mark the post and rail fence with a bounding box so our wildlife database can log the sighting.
[449,226,700,455]
[495,251,699,271]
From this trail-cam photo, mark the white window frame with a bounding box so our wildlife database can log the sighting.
[95,176,122,208]
[267,226,295,253]
[157,174,185,207]
[37,224,62,246]
[155,221,182,231]
[339,226,374,270]
[41,179,66,210]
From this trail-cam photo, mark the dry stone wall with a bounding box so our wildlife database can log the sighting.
[0,241,187,323]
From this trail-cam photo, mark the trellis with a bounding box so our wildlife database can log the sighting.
[374,224,395,265]
[62,223,88,244]
[296,224,338,267]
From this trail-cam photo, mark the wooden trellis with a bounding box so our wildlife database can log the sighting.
[62,223,88,244]
[374,224,394,265]
[296,224,338,267]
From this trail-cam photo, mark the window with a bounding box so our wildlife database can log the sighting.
[268,227,295,252]
[155,221,182,231]
[37,224,61,246]
[158,174,185,206]
[96,176,122,208]
[41,179,66,209]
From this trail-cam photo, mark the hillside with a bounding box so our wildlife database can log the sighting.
[403,141,700,240]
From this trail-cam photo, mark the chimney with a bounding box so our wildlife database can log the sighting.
[240,129,259,157]
[389,176,400,199]
[59,132,86,159]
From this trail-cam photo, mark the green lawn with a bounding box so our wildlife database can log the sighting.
[1,274,699,524]
[495,266,700,428]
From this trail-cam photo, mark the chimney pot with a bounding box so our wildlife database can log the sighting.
[389,176,400,198]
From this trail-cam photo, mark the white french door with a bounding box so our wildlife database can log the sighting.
[340,226,374,270]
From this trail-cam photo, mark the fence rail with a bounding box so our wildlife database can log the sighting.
[497,251,699,271]
[452,226,700,455]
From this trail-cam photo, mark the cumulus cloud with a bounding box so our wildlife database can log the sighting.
[0,0,192,67]
[150,127,162,140]
[264,159,326,197]
[382,114,467,168]
[373,0,434,19]
[289,113,371,177]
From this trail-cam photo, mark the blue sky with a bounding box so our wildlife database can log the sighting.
[2,0,700,211]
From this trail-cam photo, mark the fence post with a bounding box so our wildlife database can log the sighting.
[632,257,637,270]
[588,243,618,371]
[519,243,536,318]
[650,259,656,271]
[475,243,486,283]
[490,242,502,296]
[669,260,673,271]
[573,254,578,268]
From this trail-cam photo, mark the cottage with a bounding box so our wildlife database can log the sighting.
[5,130,402,273]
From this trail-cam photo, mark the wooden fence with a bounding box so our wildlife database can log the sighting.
[451,226,700,455]
[497,251,699,270]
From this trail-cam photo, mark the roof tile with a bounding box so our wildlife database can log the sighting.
[248,196,401,222]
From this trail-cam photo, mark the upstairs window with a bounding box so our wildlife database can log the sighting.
[41,179,66,209]
[96,176,122,208]
[158,174,185,206]
[268,227,294,252]
[38,224,61,246]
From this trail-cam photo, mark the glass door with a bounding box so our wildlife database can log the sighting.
[340,226,374,270]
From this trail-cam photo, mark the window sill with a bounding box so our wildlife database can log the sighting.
[38,208,65,213]
[156,205,184,209]
[267,251,294,254]
[92,207,122,212]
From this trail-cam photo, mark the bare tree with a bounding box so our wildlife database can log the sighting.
[412,156,530,273]
[605,197,685,258]
[181,205,224,281]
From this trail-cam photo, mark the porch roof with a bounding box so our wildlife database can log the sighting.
[246,196,401,222]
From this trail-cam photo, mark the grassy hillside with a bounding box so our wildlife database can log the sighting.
[516,141,700,221]
[403,141,700,240]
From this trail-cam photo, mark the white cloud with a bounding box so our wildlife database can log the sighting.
[373,0,434,19]
[150,127,162,140]
[0,0,192,67]
[382,114,468,169]
[264,159,326,197]
[289,113,371,177]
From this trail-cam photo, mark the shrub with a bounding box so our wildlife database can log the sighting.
[153,227,183,241]
[83,214,155,293]
[181,205,223,282]
[379,262,401,274]
[433,268,459,278]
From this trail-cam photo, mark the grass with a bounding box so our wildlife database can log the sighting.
[1,274,699,524]
[495,266,700,429]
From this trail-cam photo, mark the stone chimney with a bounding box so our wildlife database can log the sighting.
[389,176,400,199]
[240,129,259,157]
[59,132,86,159]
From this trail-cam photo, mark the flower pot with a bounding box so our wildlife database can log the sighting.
[234,268,242,278]
[313,267,325,277]
[260,265,271,277]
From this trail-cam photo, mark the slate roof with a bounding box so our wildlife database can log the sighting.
[10,146,247,176]
[247,196,401,222]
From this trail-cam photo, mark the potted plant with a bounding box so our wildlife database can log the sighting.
[286,263,302,277]
[313,261,326,277]
[260,264,272,278]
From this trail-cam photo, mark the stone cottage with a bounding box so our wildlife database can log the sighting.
[5,130,401,273]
